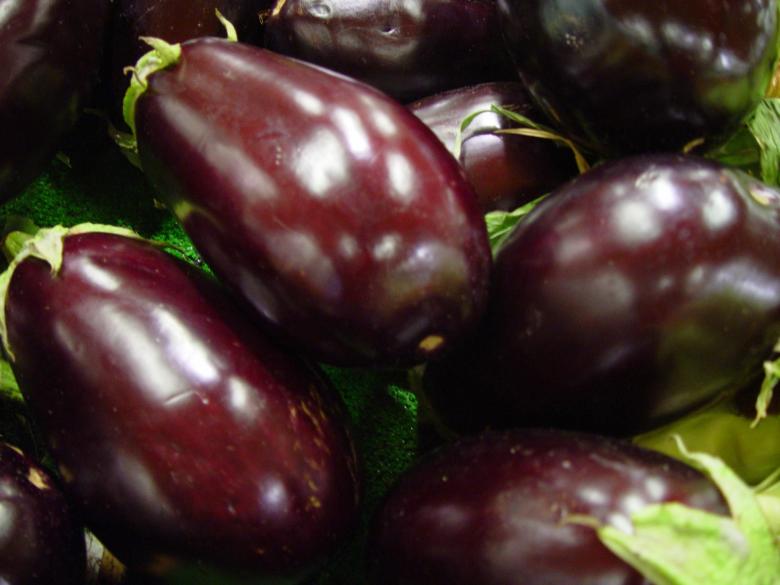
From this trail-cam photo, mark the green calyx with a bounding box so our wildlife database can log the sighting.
[122,37,182,140]
[596,437,780,585]
[0,223,144,361]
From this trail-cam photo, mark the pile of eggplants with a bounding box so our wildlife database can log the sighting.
[2,0,780,583]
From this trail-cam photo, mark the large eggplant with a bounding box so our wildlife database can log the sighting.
[425,155,780,436]
[0,225,360,584]
[0,442,86,585]
[0,0,108,202]
[130,38,492,367]
[368,429,728,585]
[497,0,779,156]
[264,0,516,101]
[408,82,578,212]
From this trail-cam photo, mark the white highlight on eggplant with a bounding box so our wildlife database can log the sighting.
[153,308,221,385]
[295,128,348,197]
[267,230,341,302]
[292,89,325,116]
[0,501,15,544]
[78,258,122,292]
[227,376,266,423]
[702,186,736,231]
[612,199,662,245]
[333,107,372,159]
[386,151,417,203]
[372,233,402,261]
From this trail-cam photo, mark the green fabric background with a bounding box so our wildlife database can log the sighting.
[0,118,422,584]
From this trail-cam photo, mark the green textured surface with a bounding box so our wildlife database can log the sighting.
[0,119,422,585]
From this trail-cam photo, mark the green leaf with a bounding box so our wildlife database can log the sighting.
[746,98,780,187]
[596,438,780,585]
[755,347,780,426]
[0,359,21,404]
[484,196,546,255]
[708,126,761,173]
[710,98,780,186]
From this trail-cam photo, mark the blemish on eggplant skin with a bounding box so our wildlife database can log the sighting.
[419,334,444,353]
[27,467,50,490]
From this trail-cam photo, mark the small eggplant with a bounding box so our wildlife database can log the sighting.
[129,38,492,367]
[368,429,728,585]
[425,154,780,435]
[0,442,86,585]
[0,225,360,584]
[263,0,516,101]
[408,82,578,212]
[0,0,108,201]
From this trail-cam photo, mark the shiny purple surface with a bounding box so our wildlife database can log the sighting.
[0,443,85,585]
[368,429,728,585]
[497,0,779,155]
[5,233,360,583]
[136,39,492,367]
[0,0,108,201]
[425,155,780,435]
[264,0,516,101]
[409,82,578,211]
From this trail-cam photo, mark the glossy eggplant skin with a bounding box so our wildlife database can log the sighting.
[107,0,270,120]
[408,82,578,212]
[368,429,728,585]
[0,0,108,202]
[135,39,492,367]
[5,232,360,583]
[0,443,86,585]
[425,155,780,436]
[264,0,516,102]
[497,0,779,156]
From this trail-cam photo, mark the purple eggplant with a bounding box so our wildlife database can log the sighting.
[105,0,270,120]
[497,0,779,156]
[2,227,360,583]
[368,429,728,585]
[131,38,491,367]
[263,0,516,101]
[0,442,86,585]
[0,0,108,201]
[425,154,780,435]
[408,82,578,212]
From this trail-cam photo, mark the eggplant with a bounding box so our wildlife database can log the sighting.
[263,0,516,101]
[497,0,779,156]
[1,226,360,584]
[130,38,492,367]
[106,0,270,121]
[0,442,86,585]
[368,429,728,585]
[408,82,578,212]
[425,154,780,436]
[0,0,108,202]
